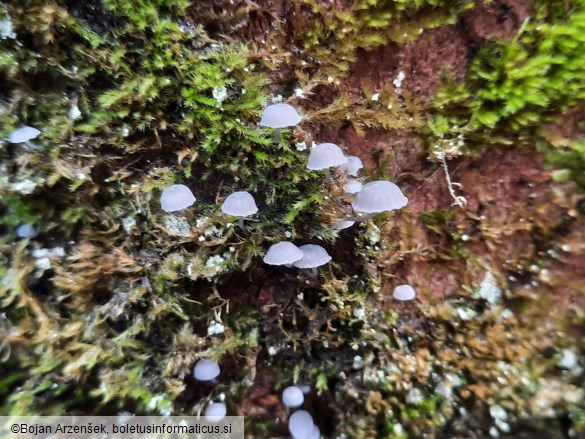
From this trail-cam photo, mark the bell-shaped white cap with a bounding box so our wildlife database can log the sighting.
[282,386,304,408]
[289,410,315,439]
[221,191,258,217]
[193,359,220,381]
[307,143,347,170]
[259,103,302,128]
[339,156,363,176]
[393,284,416,301]
[332,220,355,230]
[160,184,196,212]
[8,126,41,143]
[352,180,408,213]
[293,244,332,269]
[16,224,39,238]
[343,180,363,194]
[311,425,321,439]
[263,242,303,265]
[204,402,227,423]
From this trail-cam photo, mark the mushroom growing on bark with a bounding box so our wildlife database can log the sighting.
[347,180,408,221]
[205,402,227,423]
[263,242,304,266]
[307,143,347,180]
[393,284,416,301]
[338,155,363,176]
[293,244,332,277]
[160,184,196,212]
[282,386,304,408]
[220,191,258,231]
[193,359,220,381]
[7,125,41,150]
[259,103,302,142]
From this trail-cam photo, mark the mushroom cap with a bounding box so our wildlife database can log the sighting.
[204,402,227,423]
[343,180,363,194]
[282,386,304,408]
[311,425,321,439]
[15,224,39,239]
[293,244,332,269]
[8,126,41,143]
[193,359,220,381]
[289,410,315,439]
[332,220,355,231]
[307,143,348,170]
[393,284,416,301]
[160,184,196,212]
[220,191,258,217]
[352,180,408,213]
[339,155,363,176]
[263,242,304,265]
[259,103,302,129]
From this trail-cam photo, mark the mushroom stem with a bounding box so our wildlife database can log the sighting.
[324,168,332,182]
[309,267,318,278]
[342,212,376,222]
[23,140,42,151]
[273,128,282,144]
[238,216,247,232]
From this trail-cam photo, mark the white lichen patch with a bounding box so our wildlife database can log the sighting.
[164,214,191,236]
[32,247,65,270]
[295,141,307,151]
[353,308,366,320]
[393,71,406,88]
[477,271,502,304]
[68,104,82,120]
[12,179,44,195]
[207,320,225,336]
[212,86,228,106]
[122,217,137,233]
[0,16,16,40]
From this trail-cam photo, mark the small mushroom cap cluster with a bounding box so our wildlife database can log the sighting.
[343,180,363,194]
[307,143,347,170]
[338,155,363,176]
[8,125,41,143]
[263,242,331,270]
[220,191,258,217]
[292,244,332,269]
[289,410,320,439]
[193,359,220,381]
[282,386,304,408]
[160,184,196,212]
[259,103,303,129]
[352,180,408,213]
[393,284,416,301]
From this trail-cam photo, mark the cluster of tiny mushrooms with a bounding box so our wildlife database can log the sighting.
[8,104,417,436]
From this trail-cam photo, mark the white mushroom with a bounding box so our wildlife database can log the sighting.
[220,191,258,231]
[7,125,41,150]
[259,103,302,142]
[307,143,348,180]
[289,410,315,439]
[347,180,408,221]
[282,386,304,408]
[193,359,220,381]
[343,180,363,194]
[332,220,355,231]
[15,224,39,239]
[204,402,227,423]
[160,184,196,212]
[393,284,416,301]
[338,155,363,176]
[263,242,304,266]
[293,244,332,277]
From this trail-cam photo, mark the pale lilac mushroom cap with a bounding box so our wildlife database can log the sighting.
[343,180,363,194]
[204,402,227,423]
[259,103,303,128]
[282,386,304,408]
[393,284,416,301]
[332,220,355,231]
[263,242,304,266]
[289,410,315,439]
[193,359,220,381]
[352,180,408,213]
[7,125,41,143]
[307,143,348,170]
[160,184,196,212]
[339,156,363,176]
[220,191,258,217]
[293,244,332,269]
[16,224,39,238]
